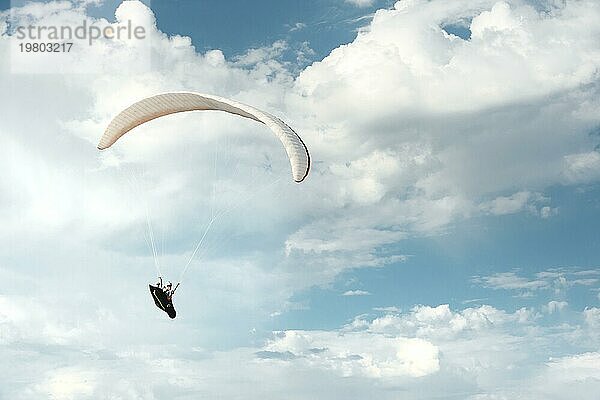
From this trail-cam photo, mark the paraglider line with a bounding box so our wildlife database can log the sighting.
[146,207,162,278]
[178,215,217,281]
[176,176,283,284]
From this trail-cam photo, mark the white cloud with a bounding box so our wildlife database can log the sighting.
[282,0,600,263]
[1,0,598,301]
[257,303,599,397]
[540,205,559,219]
[472,268,599,298]
[360,304,535,338]
[547,352,600,380]
[262,330,439,378]
[563,151,600,183]
[342,289,371,296]
[289,22,306,32]
[234,40,288,67]
[537,352,600,400]
[583,307,600,330]
[473,271,548,290]
[0,0,307,299]
[345,0,376,8]
[1,290,599,399]
[543,300,568,314]
[0,1,599,398]
[0,0,596,353]
[373,306,401,312]
[32,368,97,400]
[479,191,548,216]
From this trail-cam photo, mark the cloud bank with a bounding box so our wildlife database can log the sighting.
[0,0,599,398]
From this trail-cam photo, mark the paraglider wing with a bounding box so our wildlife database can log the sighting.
[97,92,310,183]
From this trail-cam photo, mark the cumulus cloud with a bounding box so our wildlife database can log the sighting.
[254,303,599,397]
[546,352,600,380]
[262,330,439,378]
[280,0,600,266]
[355,303,536,338]
[0,0,599,398]
[1,289,599,398]
[1,0,599,300]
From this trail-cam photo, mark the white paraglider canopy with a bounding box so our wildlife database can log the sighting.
[97,92,310,182]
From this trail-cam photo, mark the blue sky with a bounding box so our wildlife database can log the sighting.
[283,184,600,330]
[85,0,395,62]
[0,0,599,399]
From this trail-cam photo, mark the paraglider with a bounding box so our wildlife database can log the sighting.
[98,92,311,319]
[149,277,177,319]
